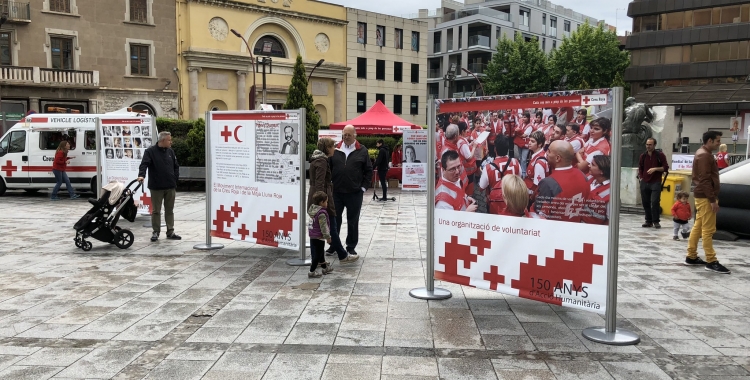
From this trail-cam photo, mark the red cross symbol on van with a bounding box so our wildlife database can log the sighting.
[1,160,18,177]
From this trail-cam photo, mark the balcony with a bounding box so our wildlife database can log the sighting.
[428,68,442,78]
[442,6,510,23]
[0,66,99,87]
[467,63,487,75]
[1,0,31,23]
[468,35,490,48]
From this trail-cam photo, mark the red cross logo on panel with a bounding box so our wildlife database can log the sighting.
[221,126,233,142]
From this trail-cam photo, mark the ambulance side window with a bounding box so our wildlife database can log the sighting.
[6,131,26,154]
[39,130,77,150]
[84,131,96,150]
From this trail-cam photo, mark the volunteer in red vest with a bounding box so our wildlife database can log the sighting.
[480,136,521,214]
[534,140,590,222]
[391,144,403,167]
[577,117,612,173]
[575,108,591,141]
[545,124,565,152]
[441,123,471,190]
[513,112,533,178]
[436,150,477,212]
[542,115,557,143]
[582,155,611,225]
[564,123,585,153]
[500,174,531,217]
[716,144,730,169]
[525,131,549,199]
[531,111,544,132]
[471,116,489,166]
[457,121,478,194]
[502,109,517,139]
[487,112,501,147]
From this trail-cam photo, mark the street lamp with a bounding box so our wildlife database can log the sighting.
[0,13,7,130]
[443,63,456,98]
[230,28,258,110]
[307,59,325,83]
[461,67,485,97]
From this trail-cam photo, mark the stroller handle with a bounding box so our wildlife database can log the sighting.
[125,179,143,193]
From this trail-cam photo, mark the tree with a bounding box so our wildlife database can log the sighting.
[484,33,551,95]
[283,55,320,145]
[549,22,630,91]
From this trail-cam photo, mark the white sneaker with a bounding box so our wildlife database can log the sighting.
[340,254,359,263]
[308,270,322,278]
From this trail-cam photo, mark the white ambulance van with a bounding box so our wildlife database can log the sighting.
[0,109,146,196]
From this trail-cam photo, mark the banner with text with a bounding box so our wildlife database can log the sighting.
[402,129,428,190]
[671,154,694,171]
[433,89,614,313]
[209,111,302,249]
[99,116,154,215]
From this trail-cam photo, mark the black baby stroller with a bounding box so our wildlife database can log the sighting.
[73,179,140,251]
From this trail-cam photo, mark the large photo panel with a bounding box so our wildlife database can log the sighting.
[209,111,303,249]
[433,89,614,313]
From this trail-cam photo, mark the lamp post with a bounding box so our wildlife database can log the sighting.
[461,67,484,97]
[230,29,258,110]
[0,14,7,131]
[307,59,325,83]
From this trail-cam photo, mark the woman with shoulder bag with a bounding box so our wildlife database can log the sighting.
[51,141,80,201]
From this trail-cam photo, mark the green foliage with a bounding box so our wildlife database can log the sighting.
[156,117,195,138]
[184,118,205,166]
[283,55,320,146]
[367,148,378,160]
[484,33,551,95]
[155,117,205,166]
[549,22,630,90]
[611,71,630,98]
[356,136,398,152]
[306,143,316,161]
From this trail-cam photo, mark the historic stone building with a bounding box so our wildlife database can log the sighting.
[0,0,178,132]
[176,0,349,124]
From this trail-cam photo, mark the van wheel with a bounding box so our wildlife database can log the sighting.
[0,179,6,196]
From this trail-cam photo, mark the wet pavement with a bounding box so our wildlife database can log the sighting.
[0,187,748,379]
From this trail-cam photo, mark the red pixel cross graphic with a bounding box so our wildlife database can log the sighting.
[252,206,298,247]
[435,231,491,286]
[510,243,603,305]
[139,193,152,214]
[211,201,243,239]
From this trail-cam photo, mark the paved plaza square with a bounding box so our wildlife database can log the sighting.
[0,188,748,379]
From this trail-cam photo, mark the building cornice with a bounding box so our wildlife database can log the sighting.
[189,0,348,26]
[182,49,350,78]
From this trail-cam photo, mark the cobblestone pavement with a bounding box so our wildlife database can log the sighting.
[0,187,749,380]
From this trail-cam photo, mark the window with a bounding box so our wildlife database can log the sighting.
[411,63,419,83]
[39,130,76,150]
[642,15,659,31]
[0,131,26,156]
[130,0,148,23]
[410,96,418,115]
[253,35,286,58]
[542,38,546,51]
[395,28,403,49]
[376,25,385,47]
[357,57,367,79]
[663,46,682,64]
[50,37,73,70]
[665,11,684,30]
[411,31,420,51]
[721,6,741,24]
[357,22,367,44]
[393,95,402,114]
[550,17,557,37]
[692,44,710,62]
[84,131,96,150]
[130,44,149,76]
[357,92,366,113]
[49,0,70,12]
[693,9,711,26]
[542,14,546,34]
[519,9,530,26]
[131,101,156,115]
[394,62,403,82]
[376,59,385,80]
[376,93,385,105]
[0,32,11,66]
[552,40,556,50]
[564,21,571,33]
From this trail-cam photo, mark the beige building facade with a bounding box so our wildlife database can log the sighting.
[176,0,349,125]
[346,9,428,126]
[0,0,178,132]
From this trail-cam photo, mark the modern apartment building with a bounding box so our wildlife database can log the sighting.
[626,1,750,151]
[346,9,428,125]
[0,0,178,132]
[416,0,605,99]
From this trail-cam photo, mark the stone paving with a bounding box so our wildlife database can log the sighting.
[0,186,749,380]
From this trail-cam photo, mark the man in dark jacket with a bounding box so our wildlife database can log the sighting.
[138,131,181,242]
[330,125,373,256]
[637,138,669,228]
[373,139,391,201]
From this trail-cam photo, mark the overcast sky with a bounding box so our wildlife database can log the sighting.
[324,0,633,35]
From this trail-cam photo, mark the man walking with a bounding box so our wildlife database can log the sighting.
[637,138,669,228]
[373,139,391,201]
[138,131,181,242]
[686,131,730,274]
[329,125,372,256]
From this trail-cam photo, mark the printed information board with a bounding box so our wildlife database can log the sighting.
[433,90,614,313]
[402,129,428,190]
[99,116,154,215]
[208,111,303,249]
[671,154,694,171]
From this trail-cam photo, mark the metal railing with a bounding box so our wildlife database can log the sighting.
[0,66,99,86]
[468,35,490,48]
[428,68,442,78]
[443,6,510,23]
[0,0,31,21]
[467,63,487,75]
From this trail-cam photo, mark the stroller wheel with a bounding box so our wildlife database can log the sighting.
[81,241,93,251]
[74,238,82,248]
[114,229,135,249]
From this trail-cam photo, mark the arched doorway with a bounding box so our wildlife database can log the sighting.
[253,35,287,58]
[315,104,328,126]
[131,101,156,116]
[208,99,228,112]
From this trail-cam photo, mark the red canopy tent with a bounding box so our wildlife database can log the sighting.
[329,100,421,135]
